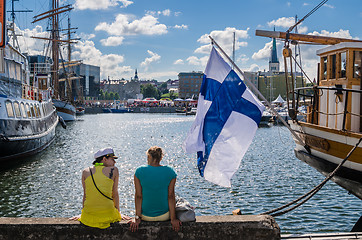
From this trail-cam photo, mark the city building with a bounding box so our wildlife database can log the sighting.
[72,63,100,99]
[101,78,141,100]
[178,71,204,99]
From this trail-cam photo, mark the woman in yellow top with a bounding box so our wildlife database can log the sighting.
[71,147,129,229]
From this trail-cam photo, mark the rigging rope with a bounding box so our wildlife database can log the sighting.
[261,137,362,217]
[287,0,329,33]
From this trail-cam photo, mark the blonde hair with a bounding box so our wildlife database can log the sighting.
[147,146,164,162]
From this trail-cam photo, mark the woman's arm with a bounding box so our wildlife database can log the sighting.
[112,167,120,211]
[82,170,86,208]
[168,178,181,232]
[130,175,142,232]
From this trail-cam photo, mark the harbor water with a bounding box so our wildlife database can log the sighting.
[0,113,360,234]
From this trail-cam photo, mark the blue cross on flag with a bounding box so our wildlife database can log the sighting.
[183,47,265,187]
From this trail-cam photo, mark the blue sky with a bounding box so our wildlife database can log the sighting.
[9,0,362,82]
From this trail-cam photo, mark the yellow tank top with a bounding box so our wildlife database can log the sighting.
[79,166,122,229]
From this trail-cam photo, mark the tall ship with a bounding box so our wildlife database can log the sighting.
[0,0,58,163]
[256,30,362,200]
[32,0,77,122]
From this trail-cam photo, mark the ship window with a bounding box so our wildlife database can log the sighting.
[13,102,21,118]
[322,57,327,80]
[25,103,32,118]
[30,104,35,118]
[353,51,362,79]
[35,105,41,118]
[5,101,14,118]
[331,54,336,79]
[341,52,347,78]
[20,102,27,118]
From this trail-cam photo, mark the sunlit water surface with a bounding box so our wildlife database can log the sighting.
[0,113,360,234]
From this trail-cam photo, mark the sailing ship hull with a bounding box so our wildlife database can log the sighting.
[53,99,76,121]
[0,98,58,165]
[290,121,362,200]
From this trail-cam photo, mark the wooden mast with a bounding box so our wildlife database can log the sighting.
[255,30,362,45]
[52,0,59,99]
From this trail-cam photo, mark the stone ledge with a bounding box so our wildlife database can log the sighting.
[0,215,280,240]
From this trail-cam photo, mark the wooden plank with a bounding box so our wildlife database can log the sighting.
[255,30,362,45]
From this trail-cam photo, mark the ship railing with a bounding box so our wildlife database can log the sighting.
[294,86,362,132]
[22,84,52,102]
[29,63,51,75]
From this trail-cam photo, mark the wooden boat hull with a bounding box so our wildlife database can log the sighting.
[290,121,362,200]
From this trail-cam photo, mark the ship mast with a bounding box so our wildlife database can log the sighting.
[51,0,59,99]
[32,1,73,100]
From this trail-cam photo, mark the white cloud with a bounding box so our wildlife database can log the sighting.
[186,56,209,66]
[308,29,355,39]
[174,24,188,30]
[16,25,50,55]
[141,71,179,80]
[237,54,249,64]
[146,9,176,17]
[252,40,273,60]
[74,0,133,10]
[195,27,249,55]
[95,14,167,36]
[100,36,125,46]
[287,2,291,7]
[268,17,295,29]
[174,59,184,65]
[78,33,96,40]
[244,64,260,72]
[267,17,308,33]
[72,40,132,79]
[324,4,335,9]
[140,50,161,70]
[303,3,309,6]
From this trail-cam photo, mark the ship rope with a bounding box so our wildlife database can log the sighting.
[260,137,362,217]
[287,0,329,33]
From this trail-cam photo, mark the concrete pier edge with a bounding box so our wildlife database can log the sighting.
[0,215,280,240]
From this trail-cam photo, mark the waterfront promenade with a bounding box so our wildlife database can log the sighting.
[0,215,280,240]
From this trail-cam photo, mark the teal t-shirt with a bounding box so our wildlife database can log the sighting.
[135,165,177,217]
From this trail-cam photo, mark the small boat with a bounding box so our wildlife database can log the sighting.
[102,100,130,113]
[175,107,186,113]
[76,107,85,115]
[256,29,362,200]
[186,107,197,115]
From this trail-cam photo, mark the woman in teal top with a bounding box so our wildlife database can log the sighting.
[129,146,181,232]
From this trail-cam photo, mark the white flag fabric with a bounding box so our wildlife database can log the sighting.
[183,47,265,187]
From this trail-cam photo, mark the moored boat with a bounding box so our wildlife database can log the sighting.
[256,30,362,200]
[0,44,58,164]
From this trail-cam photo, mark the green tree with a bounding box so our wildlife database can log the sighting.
[114,92,120,100]
[109,92,115,100]
[142,84,159,98]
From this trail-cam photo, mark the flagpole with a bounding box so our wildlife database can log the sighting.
[209,36,309,152]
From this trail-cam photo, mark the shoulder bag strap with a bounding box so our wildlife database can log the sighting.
[89,167,113,201]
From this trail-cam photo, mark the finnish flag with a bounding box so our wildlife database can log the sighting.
[183,47,265,187]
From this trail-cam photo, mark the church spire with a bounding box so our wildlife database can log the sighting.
[134,69,139,81]
[269,27,280,73]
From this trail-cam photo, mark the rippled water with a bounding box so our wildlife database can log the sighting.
[0,113,360,234]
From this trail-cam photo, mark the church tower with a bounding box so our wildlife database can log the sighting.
[134,69,139,81]
[269,28,280,73]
